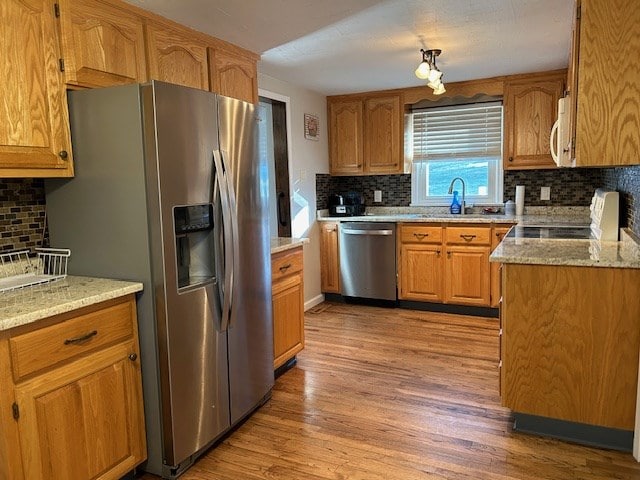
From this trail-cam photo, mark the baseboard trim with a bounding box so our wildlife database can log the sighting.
[304,294,325,311]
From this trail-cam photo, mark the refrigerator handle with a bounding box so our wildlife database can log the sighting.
[213,150,233,332]
[220,149,238,327]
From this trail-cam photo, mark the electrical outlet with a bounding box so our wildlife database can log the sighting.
[540,186,551,201]
[374,190,382,203]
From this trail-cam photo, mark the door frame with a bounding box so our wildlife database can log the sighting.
[258,88,293,237]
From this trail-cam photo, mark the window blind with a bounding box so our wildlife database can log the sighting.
[412,102,503,160]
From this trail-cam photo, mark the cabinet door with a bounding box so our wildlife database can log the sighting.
[572,0,640,166]
[328,100,363,175]
[490,226,511,307]
[0,0,73,177]
[320,222,340,293]
[399,244,443,302]
[208,47,258,104]
[503,76,564,169]
[14,342,146,480]
[272,273,305,369]
[444,245,491,306]
[57,0,147,88]
[145,21,209,90]
[364,95,402,174]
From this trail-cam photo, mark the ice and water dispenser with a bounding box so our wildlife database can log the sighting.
[173,204,215,289]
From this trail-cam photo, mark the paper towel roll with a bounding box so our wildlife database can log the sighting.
[515,185,525,215]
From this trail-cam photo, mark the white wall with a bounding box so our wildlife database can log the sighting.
[258,73,329,309]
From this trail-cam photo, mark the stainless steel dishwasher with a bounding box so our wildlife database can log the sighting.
[339,222,397,300]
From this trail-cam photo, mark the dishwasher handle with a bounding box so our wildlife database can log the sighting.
[342,228,394,236]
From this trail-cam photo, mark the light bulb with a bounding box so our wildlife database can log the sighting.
[415,62,431,79]
[433,83,446,95]
[427,78,442,90]
[427,68,443,83]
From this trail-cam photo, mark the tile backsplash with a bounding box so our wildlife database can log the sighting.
[0,179,48,253]
[317,166,640,236]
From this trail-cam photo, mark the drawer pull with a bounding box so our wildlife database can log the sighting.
[413,232,428,240]
[460,234,476,242]
[129,353,138,361]
[64,330,98,345]
[279,263,292,273]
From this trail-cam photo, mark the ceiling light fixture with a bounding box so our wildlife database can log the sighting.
[415,48,446,95]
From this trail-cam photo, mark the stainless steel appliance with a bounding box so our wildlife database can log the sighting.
[339,222,397,300]
[45,82,273,478]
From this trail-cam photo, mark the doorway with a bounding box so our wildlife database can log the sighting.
[258,92,291,238]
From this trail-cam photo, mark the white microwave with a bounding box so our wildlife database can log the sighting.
[550,96,574,167]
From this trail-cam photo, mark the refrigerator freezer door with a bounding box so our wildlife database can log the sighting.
[217,95,274,424]
[146,82,231,467]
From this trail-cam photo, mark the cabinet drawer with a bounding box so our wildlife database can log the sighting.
[10,299,134,381]
[272,248,303,282]
[400,225,442,244]
[445,226,491,245]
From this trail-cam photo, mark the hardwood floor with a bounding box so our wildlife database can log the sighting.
[141,302,640,479]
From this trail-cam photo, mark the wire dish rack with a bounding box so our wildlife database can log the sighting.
[0,248,71,293]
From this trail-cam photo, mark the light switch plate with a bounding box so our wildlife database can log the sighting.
[540,186,551,201]
[374,190,382,202]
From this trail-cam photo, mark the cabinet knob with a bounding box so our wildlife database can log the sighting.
[508,156,513,162]
[59,150,68,159]
[128,353,138,361]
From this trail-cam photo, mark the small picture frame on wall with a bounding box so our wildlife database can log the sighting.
[304,113,319,141]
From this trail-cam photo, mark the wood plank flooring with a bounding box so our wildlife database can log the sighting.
[141,302,640,479]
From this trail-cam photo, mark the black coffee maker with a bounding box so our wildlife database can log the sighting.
[328,191,365,217]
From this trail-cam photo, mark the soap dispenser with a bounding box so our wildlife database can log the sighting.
[450,190,462,214]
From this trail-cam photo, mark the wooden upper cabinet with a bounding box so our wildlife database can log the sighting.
[503,74,565,169]
[0,0,73,177]
[208,47,258,104]
[145,21,209,90]
[569,0,640,166]
[56,0,147,88]
[328,99,364,175]
[364,96,402,174]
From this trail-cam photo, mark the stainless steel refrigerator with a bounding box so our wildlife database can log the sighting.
[45,81,274,478]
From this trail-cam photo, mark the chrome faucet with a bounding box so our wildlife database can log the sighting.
[448,177,466,215]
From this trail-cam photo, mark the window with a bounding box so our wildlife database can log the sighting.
[410,102,503,206]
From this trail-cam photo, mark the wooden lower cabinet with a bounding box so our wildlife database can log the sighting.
[490,226,513,307]
[501,263,640,430]
[444,245,491,306]
[320,222,340,293]
[0,295,146,480]
[272,247,305,369]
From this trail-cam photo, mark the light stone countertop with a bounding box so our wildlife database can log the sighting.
[271,237,308,254]
[316,206,591,226]
[0,276,143,332]
[490,229,640,269]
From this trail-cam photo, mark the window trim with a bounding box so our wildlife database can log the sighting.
[409,102,504,207]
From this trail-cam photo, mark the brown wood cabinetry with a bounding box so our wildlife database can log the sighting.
[398,225,443,301]
[320,222,341,293]
[398,224,492,307]
[501,263,640,430]
[56,0,147,88]
[145,20,209,90]
[328,95,403,175]
[490,226,512,307]
[0,295,146,480]
[503,72,565,169]
[272,247,305,369]
[208,47,259,104]
[444,228,491,307]
[568,0,640,166]
[0,0,73,177]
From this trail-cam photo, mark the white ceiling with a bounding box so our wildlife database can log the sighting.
[125,0,575,95]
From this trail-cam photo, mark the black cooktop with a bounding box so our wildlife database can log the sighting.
[506,226,593,240]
